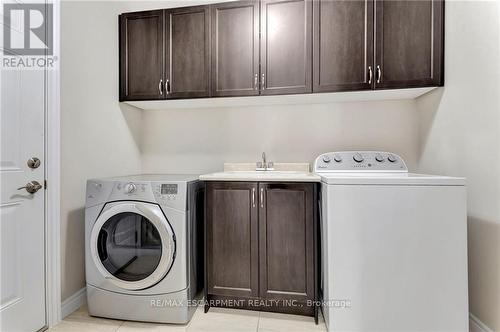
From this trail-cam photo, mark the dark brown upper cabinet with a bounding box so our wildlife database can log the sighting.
[205,182,259,299]
[166,6,210,99]
[260,0,312,95]
[313,0,374,92]
[258,183,316,314]
[374,0,444,89]
[211,1,260,97]
[119,0,445,101]
[119,10,164,101]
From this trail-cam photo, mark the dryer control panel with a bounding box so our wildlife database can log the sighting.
[314,151,407,172]
[152,182,187,211]
[110,182,155,201]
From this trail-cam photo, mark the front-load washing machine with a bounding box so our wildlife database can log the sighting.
[85,174,204,324]
[315,152,468,332]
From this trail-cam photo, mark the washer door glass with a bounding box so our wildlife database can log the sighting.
[97,212,162,282]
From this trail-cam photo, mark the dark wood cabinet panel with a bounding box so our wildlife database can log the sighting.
[260,0,312,95]
[313,0,374,92]
[258,183,315,309]
[205,181,319,318]
[119,0,445,101]
[166,6,210,98]
[210,1,260,97]
[206,182,259,298]
[375,0,444,88]
[119,10,164,101]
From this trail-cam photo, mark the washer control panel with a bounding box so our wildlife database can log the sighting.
[314,151,407,172]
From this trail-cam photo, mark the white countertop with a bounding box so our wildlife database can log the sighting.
[200,162,320,182]
[199,171,321,182]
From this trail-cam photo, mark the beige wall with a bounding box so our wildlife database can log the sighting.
[417,1,500,330]
[141,100,420,173]
[60,1,163,301]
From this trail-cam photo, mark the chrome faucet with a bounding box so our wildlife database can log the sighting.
[256,152,274,171]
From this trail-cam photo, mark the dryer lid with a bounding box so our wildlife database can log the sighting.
[90,202,175,290]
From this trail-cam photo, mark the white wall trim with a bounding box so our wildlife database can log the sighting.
[470,313,495,332]
[45,0,61,327]
[61,287,87,319]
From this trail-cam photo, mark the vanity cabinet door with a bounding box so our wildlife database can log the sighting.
[166,6,210,99]
[258,182,316,312]
[313,0,374,92]
[260,0,312,95]
[119,10,165,101]
[206,182,259,299]
[374,0,444,88]
[211,1,260,97]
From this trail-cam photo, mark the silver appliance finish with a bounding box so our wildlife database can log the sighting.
[85,174,204,324]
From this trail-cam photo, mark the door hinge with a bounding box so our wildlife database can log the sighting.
[44,180,47,189]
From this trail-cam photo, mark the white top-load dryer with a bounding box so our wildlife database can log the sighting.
[315,152,468,332]
[85,175,204,324]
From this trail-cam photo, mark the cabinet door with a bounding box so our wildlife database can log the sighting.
[260,0,312,95]
[206,182,259,298]
[166,6,210,99]
[313,0,374,92]
[259,183,315,305]
[211,1,260,97]
[119,10,165,101]
[374,0,444,89]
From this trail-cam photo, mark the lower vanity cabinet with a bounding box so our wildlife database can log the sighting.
[205,182,259,299]
[205,181,319,320]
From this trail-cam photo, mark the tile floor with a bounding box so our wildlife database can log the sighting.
[49,305,327,332]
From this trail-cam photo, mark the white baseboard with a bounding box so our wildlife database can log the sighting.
[470,313,494,332]
[61,287,87,319]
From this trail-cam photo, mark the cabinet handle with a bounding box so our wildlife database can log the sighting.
[368,66,373,84]
[252,188,256,207]
[166,79,170,95]
[261,73,265,90]
[158,79,163,95]
[260,188,264,208]
[254,74,258,90]
[376,65,382,84]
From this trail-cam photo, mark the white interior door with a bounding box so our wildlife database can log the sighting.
[0,2,47,331]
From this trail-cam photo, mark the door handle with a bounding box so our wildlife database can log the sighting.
[376,65,382,84]
[18,181,43,194]
[254,74,258,90]
[261,74,265,90]
[166,79,171,95]
[368,66,373,84]
[260,188,264,208]
[252,188,256,207]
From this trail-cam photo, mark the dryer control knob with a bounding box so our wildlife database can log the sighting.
[334,155,343,162]
[322,155,331,163]
[387,154,398,163]
[125,183,137,193]
[375,154,385,162]
[353,153,364,163]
